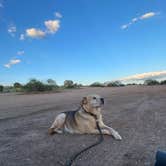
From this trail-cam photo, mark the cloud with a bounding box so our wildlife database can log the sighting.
[26,28,46,39]
[8,25,16,36]
[140,12,156,20]
[44,20,60,34]
[19,34,25,40]
[4,59,21,68]
[119,71,166,82]
[17,50,24,56]
[121,12,158,29]
[55,12,62,18]
[24,14,61,39]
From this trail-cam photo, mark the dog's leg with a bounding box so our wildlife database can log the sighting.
[97,115,122,140]
[101,124,122,140]
[90,129,111,135]
[48,113,66,135]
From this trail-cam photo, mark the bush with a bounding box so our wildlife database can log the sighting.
[144,79,159,86]
[47,79,59,90]
[107,81,124,87]
[47,79,57,86]
[0,85,4,92]
[160,80,166,85]
[64,80,75,88]
[3,86,14,93]
[14,82,22,88]
[13,82,23,92]
[24,79,46,92]
[90,82,105,87]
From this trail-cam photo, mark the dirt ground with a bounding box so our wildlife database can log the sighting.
[0,86,166,166]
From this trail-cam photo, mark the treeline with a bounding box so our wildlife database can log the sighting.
[0,79,166,93]
[0,79,82,93]
[90,79,166,87]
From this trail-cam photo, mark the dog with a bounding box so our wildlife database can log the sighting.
[48,94,122,140]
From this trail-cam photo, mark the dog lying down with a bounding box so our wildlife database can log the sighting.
[49,94,122,140]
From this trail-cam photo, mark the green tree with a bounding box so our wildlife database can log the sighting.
[90,82,104,87]
[0,85,4,92]
[144,79,159,86]
[14,82,22,88]
[24,79,46,92]
[107,81,124,87]
[47,79,57,86]
[160,80,166,85]
[64,80,74,88]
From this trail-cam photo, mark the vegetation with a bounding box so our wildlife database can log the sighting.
[64,80,74,88]
[63,80,81,88]
[0,85,4,92]
[14,82,22,88]
[144,79,160,86]
[0,78,166,93]
[90,82,105,87]
[107,81,124,87]
[160,80,166,85]
[23,79,59,92]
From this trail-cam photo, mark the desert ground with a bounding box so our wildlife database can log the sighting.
[0,86,166,166]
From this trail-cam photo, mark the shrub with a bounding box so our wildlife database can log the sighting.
[13,82,23,92]
[90,82,105,87]
[64,80,75,88]
[14,82,22,88]
[144,79,159,86]
[47,79,57,86]
[107,81,124,87]
[160,80,166,85]
[24,79,46,92]
[0,85,4,92]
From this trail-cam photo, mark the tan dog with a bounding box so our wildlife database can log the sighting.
[49,94,122,140]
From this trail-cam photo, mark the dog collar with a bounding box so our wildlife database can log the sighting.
[81,106,97,120]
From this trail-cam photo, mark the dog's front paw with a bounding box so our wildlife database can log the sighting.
[48,128,55,135]
[113,132,122,141]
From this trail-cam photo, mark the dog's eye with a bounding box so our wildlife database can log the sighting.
[93,97,96,99]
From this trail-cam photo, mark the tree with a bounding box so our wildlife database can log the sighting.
[107,81,124,87]
[47,79,57,86]
[144,79,159,86]
[90,82,105,87]
[64,80,74,88]
[0,85,3,92]
[14,82,22,88]
[24,79,46,92]
[160,80,166,85]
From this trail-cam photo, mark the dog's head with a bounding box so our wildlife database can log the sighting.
[81,94,104,112]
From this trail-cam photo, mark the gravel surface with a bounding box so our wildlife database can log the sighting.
[0,86,166,166]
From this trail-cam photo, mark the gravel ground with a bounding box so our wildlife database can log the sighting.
[0,86,166,166]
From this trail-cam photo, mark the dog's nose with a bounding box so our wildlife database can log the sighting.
[100,98,104,104]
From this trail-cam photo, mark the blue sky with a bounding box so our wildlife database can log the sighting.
[0,0,166,85]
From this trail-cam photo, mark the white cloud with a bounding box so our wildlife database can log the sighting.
[121,24,129,30]
[140,12,156,20]
[132,17,138,23]
[24,17,61,39]
[26,28,46,39]
[121,22,132,30]
[55,12,62,18]
[19,34,25,40]
[44,20,60,34]
[119,71,166,82]
[121,12,158,30]
[17,50,24,56]
[4,59,21,68]
[8,25,16,36]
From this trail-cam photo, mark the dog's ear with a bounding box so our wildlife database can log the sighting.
[81,97,87,105]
